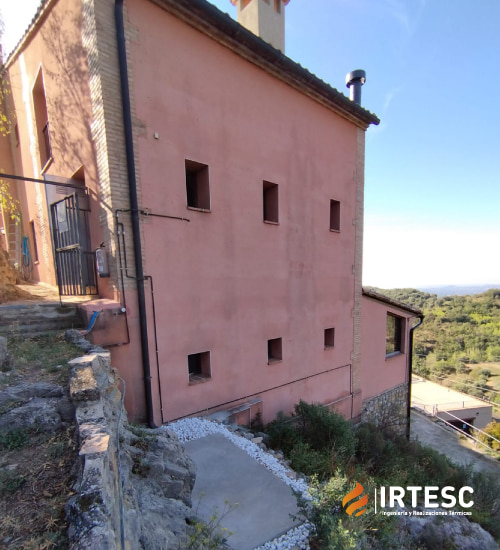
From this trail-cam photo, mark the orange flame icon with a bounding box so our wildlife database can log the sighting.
[342,482,368,516]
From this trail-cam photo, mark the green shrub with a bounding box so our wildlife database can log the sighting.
[265,402,356,476]
[297,473,415,550]
[294,401,356,467]
[0,470,26,495]
[184,498,236,550]
[455,363,470,374]
[0,428,30,451]
[296,473,359,550]
[355,423,391,474]
[478,420,500,451]
[289,441,333,479]
[468,470,500,538]
[269,406,500,546]
[265,411,300,455]
[355,424,465,493]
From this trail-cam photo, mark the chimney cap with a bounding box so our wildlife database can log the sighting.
[346,69,366,88]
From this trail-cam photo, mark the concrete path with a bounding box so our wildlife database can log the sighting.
[184,434,300,550]
[410,410,500,476]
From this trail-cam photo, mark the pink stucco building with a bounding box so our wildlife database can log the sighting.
[0,0,422,430]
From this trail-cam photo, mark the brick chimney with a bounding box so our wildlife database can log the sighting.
[230,0,290,52]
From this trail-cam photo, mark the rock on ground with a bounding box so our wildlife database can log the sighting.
[402,510,498,550]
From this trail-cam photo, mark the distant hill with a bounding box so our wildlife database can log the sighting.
[366,286,500,405]
[419,284,500,297]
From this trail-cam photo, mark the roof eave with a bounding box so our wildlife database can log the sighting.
[3,0,380,130]
[362,288,423,316]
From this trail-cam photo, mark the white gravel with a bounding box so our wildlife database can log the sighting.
[166,417,311,550]
[254,523,311,550]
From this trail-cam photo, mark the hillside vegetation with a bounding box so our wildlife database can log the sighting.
[266,401,500,548]
[367,287,500,405]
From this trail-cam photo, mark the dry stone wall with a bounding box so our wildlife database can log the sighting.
[65,335,196,550]
[361,382,409,434]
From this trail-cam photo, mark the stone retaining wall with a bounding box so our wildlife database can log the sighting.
[66,348,196,550]
[361,383,408,434]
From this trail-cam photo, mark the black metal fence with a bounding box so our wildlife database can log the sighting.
[50,194,98,296]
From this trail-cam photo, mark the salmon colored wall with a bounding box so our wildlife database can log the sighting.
[127,1,361,424]
[360,296,413,401]
[4,0,102,288]
[108,290,148,422]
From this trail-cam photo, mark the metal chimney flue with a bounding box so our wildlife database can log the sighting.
[346,69,366,105]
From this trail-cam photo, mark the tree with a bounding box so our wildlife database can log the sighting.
[0,14,20,226]
[0,176,20,223]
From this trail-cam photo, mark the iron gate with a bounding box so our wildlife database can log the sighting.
[50,193,97,296]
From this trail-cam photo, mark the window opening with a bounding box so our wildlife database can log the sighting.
[330,199,340,231]
[185,160,210,210]
[324,328,335,348]
[267,337,282,363]
[386,314,403,355]
[188,351,211,383]
[263,181,279,223]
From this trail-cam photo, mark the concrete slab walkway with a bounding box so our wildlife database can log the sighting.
[410,410,500,476]
[184,434,301,550]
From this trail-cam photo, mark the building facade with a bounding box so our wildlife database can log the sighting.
[361,289,423,434]
[0,0,421,428]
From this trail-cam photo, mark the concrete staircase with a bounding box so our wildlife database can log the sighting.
[0,302,84,337]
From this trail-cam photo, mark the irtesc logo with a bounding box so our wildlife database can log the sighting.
[342,482,474,518]
[342,482,368,517]
[375,486,474,516]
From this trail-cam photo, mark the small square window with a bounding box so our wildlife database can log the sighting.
[188,351,211,383]
[185,160,210,211]
[330,199,340,231]
[324,328,335,349]
[386,314,403,355]
[263,181,279,223]
[267,337,282,363]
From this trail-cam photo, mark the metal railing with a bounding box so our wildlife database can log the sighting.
[413,402,500,457]
[436,409,500,456]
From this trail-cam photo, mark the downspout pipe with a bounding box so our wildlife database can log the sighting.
[406,314,424,440]
[115,0,156,428]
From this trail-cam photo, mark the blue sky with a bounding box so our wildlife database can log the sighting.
[2,0,499,289]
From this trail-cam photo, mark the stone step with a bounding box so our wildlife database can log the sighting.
[0,303,84,337]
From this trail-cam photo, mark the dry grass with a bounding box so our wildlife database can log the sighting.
[0,427,78,549]
[1,333,80,388]
[0,332,82,549]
